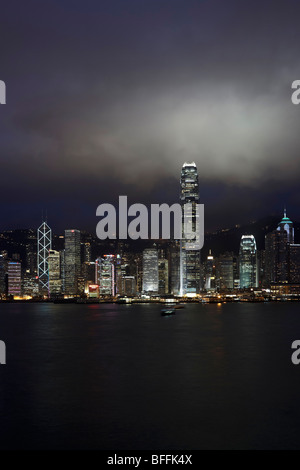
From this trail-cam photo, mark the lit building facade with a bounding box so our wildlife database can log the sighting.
[8,261,21,297]
[96,255,115,296]
[48,250,61,296]
[218,253,234,290]
[239,235,258,288]
[64,229,81,296]
[37,221,52,294]
[180,162,201,295]
[142,248,158,294]
[158,258,169,295]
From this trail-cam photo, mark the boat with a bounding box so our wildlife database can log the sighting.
[161,307,176,316]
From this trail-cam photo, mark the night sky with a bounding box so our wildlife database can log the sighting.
[1,0,300,233]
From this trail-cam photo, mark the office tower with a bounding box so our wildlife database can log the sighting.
[37,221,52,294]
[277,208,294,244]
[22,274,39,297]
[170,241,180,295]
[180,162,201,295]
[239,235,258,288]
[64,230,81,296]
[204,249,216,291]
[96,255,115,296]
[122,276,136,296]
[218,253,234,290]
[265,210,294,285]
[158,258,169,295]
[115,254,123,295]
[60,249,65,293]
[8,261,21,297]
[289,244,300,283]
[257,250,265,287]
[0,255,6,296]
[142,247,158,294]
[82,242,91,263]
[48,250,61,296]
[26,229,37,275]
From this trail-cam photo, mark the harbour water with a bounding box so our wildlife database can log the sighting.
[0,302,300,449]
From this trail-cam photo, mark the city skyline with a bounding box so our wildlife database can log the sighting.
[0,162,299,300]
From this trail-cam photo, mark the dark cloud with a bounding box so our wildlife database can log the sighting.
[0,0,300,231]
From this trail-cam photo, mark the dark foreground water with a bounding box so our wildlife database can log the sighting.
[0,302,300,449]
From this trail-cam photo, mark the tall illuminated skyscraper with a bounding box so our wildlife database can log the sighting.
[37,221,52,294]
[180,162,200,296]
[205,249,215,291]
[239,235,258,288]
[8,261,21,297]
[48,250,61,296]
[265,209,295,284]
[143,247,158,294]
[96,255,115,296]
[64,230,81,296]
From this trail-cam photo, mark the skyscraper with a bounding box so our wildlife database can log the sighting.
[158,258,169,295]
[48,250,61,296]
[239,235,258,288]
[142,247,158,294]
[96,255,115,296]
[8,261,21,297]
[288,244,300,283]
[204,249,215,291]
[180,162,200,295]
[277,208,294,244]
[217,253,234,290]
[265,209,294,285]
[64,230,81,296]
[37,221,52,294]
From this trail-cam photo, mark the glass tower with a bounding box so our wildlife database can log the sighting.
[142,247,158,294]
[37,221,52,295]
[180,162,200,295]
[48,250,61,296]
[239,235,258,288]
[64,230,81,296]
[96,255,115,296]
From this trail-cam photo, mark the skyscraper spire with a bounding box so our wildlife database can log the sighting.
[284,206,287,218]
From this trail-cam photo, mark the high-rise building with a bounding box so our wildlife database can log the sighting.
[48,250,61,296]
[277,208,294,244]
[122,276,136,296]
[158,258,169,295]
[218,253,234,290]
[180,162,201,296]
[142,247,158,294]
[22,274,39,297]
[289,244,300,284]
[37,221,52,294]
[8,261,21,297]
[265,210,294,285]
[64,230,81,296]
[169,241,180,295]
[204,249,216,291]
[239,235,258,288]
[96,255,115,296]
